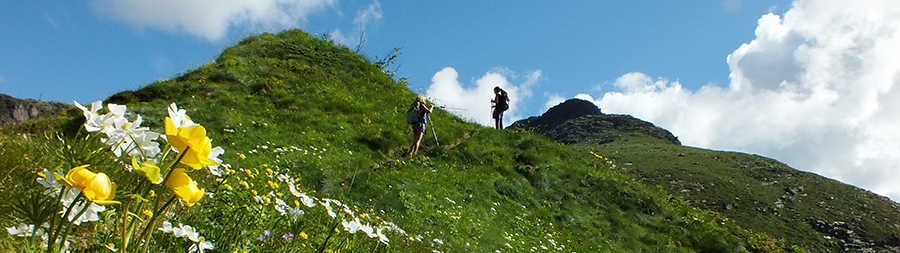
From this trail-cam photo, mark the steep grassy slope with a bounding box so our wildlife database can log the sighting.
[513,99,900,252]
[0,30,782,252]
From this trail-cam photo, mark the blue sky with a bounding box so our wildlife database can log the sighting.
[4,0,900,202]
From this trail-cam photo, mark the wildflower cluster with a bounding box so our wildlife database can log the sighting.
[5,101,223,252]
[219,159,407,249]
[590,151,616,168]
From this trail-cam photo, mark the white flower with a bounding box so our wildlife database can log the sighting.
[59,189,105,225]
[131,130,161,157]
[206,147,225,176]
[189,241,214,253]
[342,205,355,217]
[189,237,214,253]
[288,183,301,197]
[360,224,375,238]
[104,243,118,252]
[274,198,289,216]
[322,200,336,218]
[375,227,389,245]
[173,224,200,242]
[286,205,305,218]
[159,221,174,233]
[341,218,361,233]
[102,114,159,158]
[36,169,63,197]
[6,223,36,237]
[167,102,197,128]
[74,101,106,132]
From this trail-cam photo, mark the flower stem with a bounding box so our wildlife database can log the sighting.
[47,191,83,252]
[137,147,189,253]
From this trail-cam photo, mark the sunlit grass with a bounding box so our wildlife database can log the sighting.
[0,29,784,252]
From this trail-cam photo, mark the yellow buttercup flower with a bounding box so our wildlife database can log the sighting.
[56,165,120,205]
[164,117,218,170]
[132,157,162,184]
[165,168,204,207]
[299,232,308,240]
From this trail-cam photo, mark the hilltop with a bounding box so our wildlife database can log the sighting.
[0,28,893,252]
[511,99,900,252]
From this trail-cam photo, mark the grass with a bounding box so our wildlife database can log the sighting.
[0,29,784,252]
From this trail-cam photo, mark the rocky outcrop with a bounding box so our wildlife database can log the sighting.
[510,99,680,145]
[0,93,72,126]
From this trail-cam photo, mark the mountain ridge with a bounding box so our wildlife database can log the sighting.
[511,98,900,252]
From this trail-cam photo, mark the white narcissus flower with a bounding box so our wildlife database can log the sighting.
[159,221,174,233]
[274,198,289,216]
[189,237,214,253]
[6,223,36,237]
[360,223,375,238]
[286,205,305,218]
[342,218,363,234]
[375,227,389,245]
[322,200,336,218]
[173,224,200,242]
[66,201,105,225]
[206,147,225,176]
[74,101,106,132]
[57,188,104,225]
[36,168,63,197]
[299,192,316,207]
[132,131,162,157]
[167,102,197,128]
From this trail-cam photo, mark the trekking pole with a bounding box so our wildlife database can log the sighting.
[427,114,439,146]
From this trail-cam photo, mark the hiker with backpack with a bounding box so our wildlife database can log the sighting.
[407,94,434,155]
[491,86,509,129]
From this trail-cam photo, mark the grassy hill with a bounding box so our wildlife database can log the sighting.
[511,99,900,252]
[0,29,858,252]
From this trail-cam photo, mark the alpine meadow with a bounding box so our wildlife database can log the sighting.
[1,29,899,252]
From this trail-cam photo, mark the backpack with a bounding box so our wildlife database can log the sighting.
[496,93,509,111]
[406,102,423,124]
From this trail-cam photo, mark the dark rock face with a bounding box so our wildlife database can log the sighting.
[509,99,601,133]
[510,99,680,145]
[0,93,72,126]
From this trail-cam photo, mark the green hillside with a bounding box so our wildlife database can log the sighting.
[511,99,900,252]
[2,29,798,252]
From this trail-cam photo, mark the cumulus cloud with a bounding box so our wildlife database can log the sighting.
[89,0,336,41]
[543,93,566,111]
[575,0,900,200]
[425,67,540,127]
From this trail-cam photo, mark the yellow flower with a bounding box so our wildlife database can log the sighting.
[142,210,153,218]
[299,232,308,240]
[239,153,246,159]
[164,117,218,169]
[165,168,204,207]
[132,158,162,184]
[56,165,120,205]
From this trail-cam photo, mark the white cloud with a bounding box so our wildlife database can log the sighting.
[543,93,566,111]
[426,67,540,127]
[90,0,336,41]
[573,0,900,201]
[331,0,383,48]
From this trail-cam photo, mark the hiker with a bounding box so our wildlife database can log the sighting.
[491,86,509,129]
[408,94,434,155]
